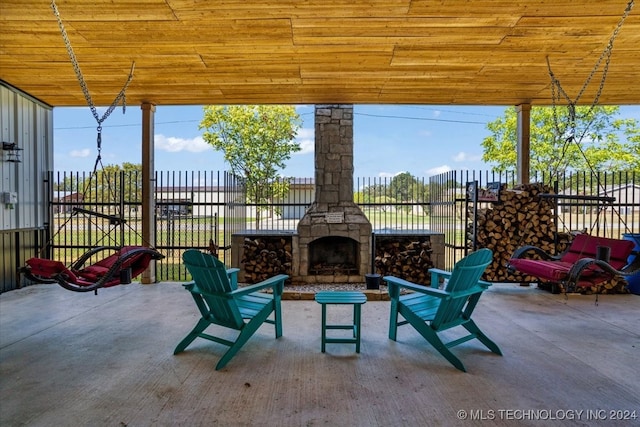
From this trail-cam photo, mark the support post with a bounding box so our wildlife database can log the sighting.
[516,104,531,185]
[141,102,156,284]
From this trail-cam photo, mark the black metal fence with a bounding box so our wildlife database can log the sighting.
[429,170,519,268]
[47,170,639,281]
[429,170,640,266]
[47,170,238,281]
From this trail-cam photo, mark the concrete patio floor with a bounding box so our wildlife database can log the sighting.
[1,282,638,427]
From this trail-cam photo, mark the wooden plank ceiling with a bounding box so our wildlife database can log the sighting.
[1,0,639,107]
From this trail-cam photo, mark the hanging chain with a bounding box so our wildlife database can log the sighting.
[545,0,635,233]
[578,0,634,107]
[547,0,634,109]
[50,0,135,128]
[547,0,634,152]
[50,0,136,251]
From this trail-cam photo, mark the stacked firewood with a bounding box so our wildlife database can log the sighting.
[471,183,628,293]
[541,276,630,295]
[471,183,556,281]
[375,237,435,285]
[241,237,292,284]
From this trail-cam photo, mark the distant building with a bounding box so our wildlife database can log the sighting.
[281,178,314,219]
[154,180,315,219]
[600,184,640,213]
[52,191,83,214]
[155,186,224,218]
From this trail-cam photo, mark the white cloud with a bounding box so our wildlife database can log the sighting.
[155,134,210,153]
[69,148,91,158]
[453,151,482,162]
[432,110,442,118]
[427,165,452,176]
[295,128,314,155]
[378,171,407,178]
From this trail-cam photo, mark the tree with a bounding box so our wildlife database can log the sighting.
[387,172,429,214]
[200,105,302,228]
[624,125,640,170]
[481,106,640,181]
[54,174,81,192]
[84,163,143,214]
[357,174,430,215]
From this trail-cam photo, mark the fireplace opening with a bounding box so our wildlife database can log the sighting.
[308,236,359,275]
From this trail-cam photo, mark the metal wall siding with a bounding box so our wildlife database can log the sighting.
[0,84,52,291]
[0,87,16,230]
[0,229,46,293]
[0,231,17,292]
[0,84,52,232]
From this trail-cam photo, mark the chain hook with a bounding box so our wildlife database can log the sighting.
[96,126,102,154]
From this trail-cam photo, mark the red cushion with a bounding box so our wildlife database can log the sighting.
[25,258,79,283]
[26,258,67,276]
[508,259,573,281]
[78,265,110,281]
[79,247,153,286]
[92,252,120,269]
[561,234,634,269]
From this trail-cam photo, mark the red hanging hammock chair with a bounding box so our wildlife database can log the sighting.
[22,246,164,293]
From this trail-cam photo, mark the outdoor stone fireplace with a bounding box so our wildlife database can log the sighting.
[230,104,445,285]
[292,105,372,284]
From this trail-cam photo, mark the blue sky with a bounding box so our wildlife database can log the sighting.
[52,104,640,180]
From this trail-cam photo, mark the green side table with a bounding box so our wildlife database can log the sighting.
[315,291,367,353]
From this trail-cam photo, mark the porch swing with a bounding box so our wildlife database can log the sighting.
[507,0,640,294]
[21,152,165,293]
[19,1,164,293]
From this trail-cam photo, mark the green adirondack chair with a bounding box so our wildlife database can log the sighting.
[174,249,288,370]
[385,248,502,372]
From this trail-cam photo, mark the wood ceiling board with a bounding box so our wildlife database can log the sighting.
[202,54,393,68]
[5,56,206,72]
[64,22,294,46]
[199,43,393,53]
[292,30,509,46]
[168,0,413,19]
[291,16,520,31]
[515,15,638,28]
[194,45,395,62]
[0,1,175,21]
[406,0,634,17]
[0,43,198,57]
[390,48,548,67]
